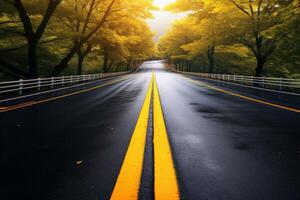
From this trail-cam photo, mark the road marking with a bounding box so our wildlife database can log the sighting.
[182,76,300,114]
[153,73,180,200]
[0,76,132,113]
[1,101,37,111]
[110,73,153,200]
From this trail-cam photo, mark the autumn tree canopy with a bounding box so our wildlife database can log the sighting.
[0,0,156,79]
[159,0,300,77]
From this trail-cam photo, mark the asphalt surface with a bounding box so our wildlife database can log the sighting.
[1,61,300,200]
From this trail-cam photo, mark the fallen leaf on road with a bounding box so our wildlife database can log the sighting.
[76,161,83,165]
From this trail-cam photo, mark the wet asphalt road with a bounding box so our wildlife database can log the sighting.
[1,61,300,200]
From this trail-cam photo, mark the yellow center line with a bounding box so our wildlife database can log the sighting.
[110,73,153,200]
[0,76,132,113]
[181,75,300,114]
[153,73,180,200]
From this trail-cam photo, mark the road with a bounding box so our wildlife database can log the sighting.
[1,61,300,200]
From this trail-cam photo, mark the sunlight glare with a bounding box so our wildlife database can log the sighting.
[148,0,186,42]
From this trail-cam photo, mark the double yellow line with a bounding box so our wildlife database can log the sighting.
[110,72,180,200]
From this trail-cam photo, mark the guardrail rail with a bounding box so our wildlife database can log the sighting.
[173,70,300,94]
[0,71,130,101]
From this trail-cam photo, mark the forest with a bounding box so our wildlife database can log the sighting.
[1,0,300,81]
[0,0,156,80]
[158,0,300,78]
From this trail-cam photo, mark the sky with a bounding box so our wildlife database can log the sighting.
[147,0,186,42]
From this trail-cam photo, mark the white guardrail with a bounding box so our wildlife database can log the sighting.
[175,71,300,94]
[0,71,130,99]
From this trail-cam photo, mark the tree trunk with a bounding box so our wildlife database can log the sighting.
[187,62,191,72]
[27,41,38,78]
[185,61,189,72]
[49,43,80,77]
[115,65,120,72]
[126,59,132,71]
[181,61,184,71]
[255,58,266,77]
[102,53,109,73]
[207,46,215,73]
[126,62,130,71]
[77,51,84,75]
[107,60,114,72]
[77,44,92,75]
[185,61,188,72]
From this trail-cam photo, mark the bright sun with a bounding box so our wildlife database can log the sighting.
[148,0,186,42]
[153,0,175,8]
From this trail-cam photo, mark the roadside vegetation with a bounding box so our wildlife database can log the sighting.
[158,0,300,78]
[0,0,156,80]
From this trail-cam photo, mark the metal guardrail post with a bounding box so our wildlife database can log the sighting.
[19,79,23,95]
[38,78,41,91]
[262,77,265,88]
[51,77,54,88]
[279,78,283,90]
[62,76,65,86]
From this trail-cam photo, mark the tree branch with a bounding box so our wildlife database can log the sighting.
[82,0,96,34]
[0,28,25,36]
[0,20,21,25]
[0,37,58,53]
[49,0,117,77]
[229,0,251,16]
[35,0,61,40]
[238,35,258,57]
[57,17,75,31]
[13,0,35,39]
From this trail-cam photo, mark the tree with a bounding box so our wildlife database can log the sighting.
[0,0,118,78]
[165,1,237,73]
[158,17,199,71]
[55,0,155,74]
[229,0,299,77]
[163,0,300,77]
[0,0,62,78]
[49,0,117,77]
